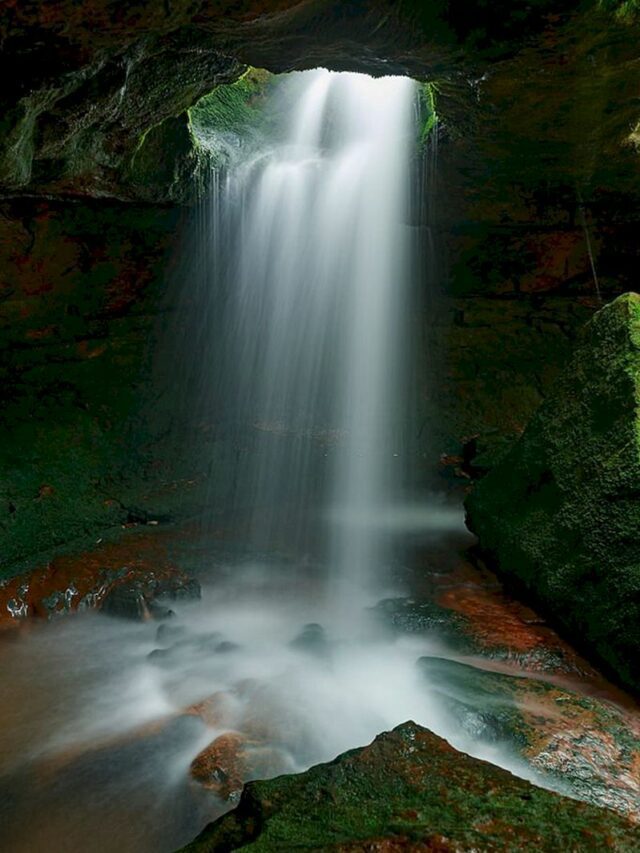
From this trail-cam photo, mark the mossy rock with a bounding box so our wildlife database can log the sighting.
[418,656,640,817]
[189,68,274,159]
[123,114,212,204]
[466,292,640,693]
[181,721,639,851]
[371,596,579,674]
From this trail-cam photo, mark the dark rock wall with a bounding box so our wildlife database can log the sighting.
[417,162,637,477]
[465,293,640,693]
[0,199,211,576]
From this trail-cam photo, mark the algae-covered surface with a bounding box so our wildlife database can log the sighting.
[418,656,640,819]
[466,292,640,693]
[182,721,640,852]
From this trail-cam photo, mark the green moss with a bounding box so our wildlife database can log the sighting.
[0,200,216,580]
[417,656,640,814]
[182,722,640,851]
[124,114,210,203]
[419,82,438,144]
[599,0,640,22]
[189,68,273,159]
[466,292,640,692]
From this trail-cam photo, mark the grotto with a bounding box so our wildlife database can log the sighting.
[1,2,640,850]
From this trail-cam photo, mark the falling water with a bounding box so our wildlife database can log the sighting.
[210,70,417,606]
[0,71,570,853]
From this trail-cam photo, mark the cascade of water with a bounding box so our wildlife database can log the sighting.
[0,72,565,853]
[211,69,417,606]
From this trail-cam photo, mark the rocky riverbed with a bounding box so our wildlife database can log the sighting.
[0,511,638,850]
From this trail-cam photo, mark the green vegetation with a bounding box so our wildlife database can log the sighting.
[189,68,274,158]
[182,722,640,851]
[599,0,640,22]
[419,82,438,144]
[126,114,209,203]
[466,293,640,692]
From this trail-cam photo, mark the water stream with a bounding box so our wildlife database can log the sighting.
[0,72,582,852]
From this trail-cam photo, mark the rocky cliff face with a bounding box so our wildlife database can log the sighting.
[0,199,197,575]
[466,293,640,693]
[2,1,640,204]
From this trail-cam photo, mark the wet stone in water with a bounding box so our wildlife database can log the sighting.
[290,623,329,657]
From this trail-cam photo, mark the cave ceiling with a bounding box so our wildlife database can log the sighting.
[0,1,639,209]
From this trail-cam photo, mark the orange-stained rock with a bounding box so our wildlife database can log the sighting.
[186,692,237,729]
[190,732,249,800]
[0,525,200,627]
[190,731,294,801]
[406,545,595,677]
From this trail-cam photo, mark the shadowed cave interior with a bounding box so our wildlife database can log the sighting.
[1,3,640,851]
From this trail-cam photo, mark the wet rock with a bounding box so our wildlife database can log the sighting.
[375,560,594,679]
[102,573,200,622]
[190,732,248,800]
[372,594,577,676]
[466,293,640,693]
[147,632,223,665]
[101,586,150,620]
[0,526,203,628]
[189,732,293,802]
[418,657,534,749]
[39,585,79,618]
[372,597,473,647]
[186,692,237,729]
[181,722,640,852]
[290,623,329,657]
[147,603,176,621]
[156,623,188,645]
[147,575,200,604]
[147,647,178,665]
[418,656,640,821]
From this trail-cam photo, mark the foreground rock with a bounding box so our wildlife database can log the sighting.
[182,721,638,851]
[466,293,640,693]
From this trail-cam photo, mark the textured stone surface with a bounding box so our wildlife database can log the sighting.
[182,721,640,851]
[3,2,640,591]
[2,1,640,209]
[418,656,640,821]
[0,198,216,578]
[421,294,601,477]
[466,292,640,692]
[0,525,201,625]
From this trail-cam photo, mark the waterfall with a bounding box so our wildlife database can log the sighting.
[209,69,417,605]
[0,72,560,853]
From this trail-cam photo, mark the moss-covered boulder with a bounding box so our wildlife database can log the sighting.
[466,292,640,692]
[182,721,639,851]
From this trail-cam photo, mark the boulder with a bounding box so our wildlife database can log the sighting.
[466,292,640,692]
[189,731,294,802]
[181,721,639,851]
